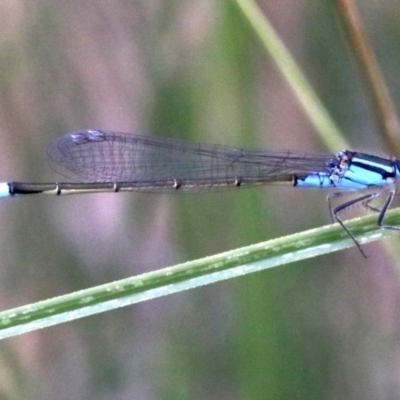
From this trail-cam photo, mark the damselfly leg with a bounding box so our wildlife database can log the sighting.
[327,188,397,257]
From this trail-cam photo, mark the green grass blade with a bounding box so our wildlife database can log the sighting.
[234,0,348,151]
[1,207,400,340]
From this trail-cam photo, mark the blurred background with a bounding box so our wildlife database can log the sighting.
[0,1,400,399]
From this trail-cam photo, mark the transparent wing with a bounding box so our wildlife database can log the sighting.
[47,129,335,191]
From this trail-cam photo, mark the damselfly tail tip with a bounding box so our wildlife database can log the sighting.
[0,183,10,198]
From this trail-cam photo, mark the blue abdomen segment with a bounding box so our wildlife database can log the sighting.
[294,173,367,189]
[295,173,334,188]
[339,152,397,189]
[338,164,392,188]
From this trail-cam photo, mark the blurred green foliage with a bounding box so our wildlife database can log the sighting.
[0,1,399,399]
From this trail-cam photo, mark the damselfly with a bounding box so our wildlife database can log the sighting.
[2,129,399,255]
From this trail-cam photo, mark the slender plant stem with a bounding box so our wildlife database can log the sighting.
[335,0,400,155]
[234,0,348,151]
[1,208,400,339]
